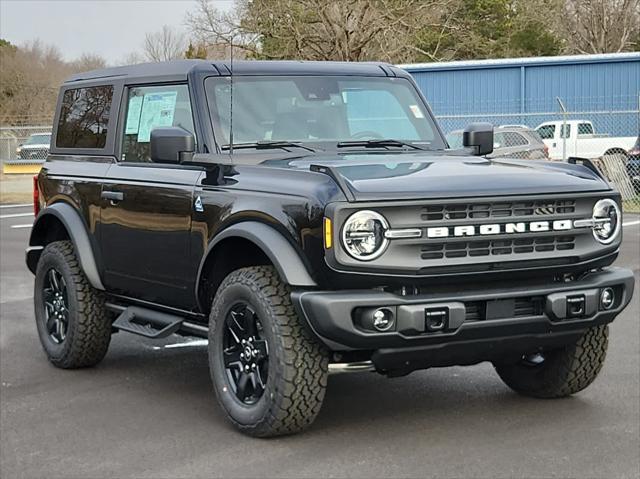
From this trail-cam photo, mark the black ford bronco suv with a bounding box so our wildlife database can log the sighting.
[27,60,635,437]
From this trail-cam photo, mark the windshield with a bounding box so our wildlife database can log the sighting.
[25,134,51,145]
[205,76,444,150]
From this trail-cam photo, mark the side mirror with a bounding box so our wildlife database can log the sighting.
[463,123,494,156]
[150,127,195,163]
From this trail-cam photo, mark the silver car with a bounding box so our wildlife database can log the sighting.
[447,126,548,160]
[17,133,52,160]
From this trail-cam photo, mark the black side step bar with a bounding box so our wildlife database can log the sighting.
[112,306,183,339]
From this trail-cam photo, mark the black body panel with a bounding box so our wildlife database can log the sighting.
[284,154,609,200]
[99,163,202,307]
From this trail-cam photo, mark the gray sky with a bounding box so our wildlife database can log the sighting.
[0,0,234,64]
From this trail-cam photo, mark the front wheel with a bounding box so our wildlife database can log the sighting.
[208,266,329,437]
[494,325,609,398]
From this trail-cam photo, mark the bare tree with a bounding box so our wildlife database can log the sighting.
[143,25,187,62]
[186,0,456,62]
[117,51,146,66]
[0,40,70,125]
[0,41,114,125]
[71,53,107,72]
[562,0,640,53]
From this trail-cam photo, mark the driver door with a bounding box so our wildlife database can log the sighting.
[99,83,201,308]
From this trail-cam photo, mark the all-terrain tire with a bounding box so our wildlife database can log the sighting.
[494,325,609,398]
[34,240,111,368]
[208,266,329,437]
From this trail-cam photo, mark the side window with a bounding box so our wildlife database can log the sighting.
[578,123,594,135]
[560,124,571,139]
[536,125,555,139]
[121,84,195,163]
[56,85,114,148]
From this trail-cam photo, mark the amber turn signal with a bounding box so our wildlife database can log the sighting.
[324,217,332,249]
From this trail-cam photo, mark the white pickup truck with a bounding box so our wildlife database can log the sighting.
[535,120,636,160]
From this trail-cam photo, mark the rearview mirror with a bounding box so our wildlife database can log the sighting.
[150,127,195,163]
[463,123,494,156]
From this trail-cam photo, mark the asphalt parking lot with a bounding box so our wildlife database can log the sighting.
[1,204,639,479]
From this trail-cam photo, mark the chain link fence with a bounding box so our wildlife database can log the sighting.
[433,95,640,212]
[1,95,639,212]
[1,125,52,163]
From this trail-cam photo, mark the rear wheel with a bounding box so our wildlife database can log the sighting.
[494,325,608,398]
[208,266,329,437]
[34,241,111,368]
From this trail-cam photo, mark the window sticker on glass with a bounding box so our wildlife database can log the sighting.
[409,104,424,119]
[136,91,178,142]
[125,95,144,135]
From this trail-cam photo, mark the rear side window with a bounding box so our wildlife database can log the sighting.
[578,123,594,135]
[56,86,114,148]
[536,125,555,139]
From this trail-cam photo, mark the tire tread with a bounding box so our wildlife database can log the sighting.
[495,325,608,398]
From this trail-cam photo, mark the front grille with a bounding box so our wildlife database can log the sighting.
[421,235,576,260]
[331,194,604,275]
[464,296,544,321]
[421,199,576,221]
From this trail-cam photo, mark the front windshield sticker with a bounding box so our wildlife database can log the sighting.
[409,105,424,119]
[125,95,143,135]
[136,91,178,142]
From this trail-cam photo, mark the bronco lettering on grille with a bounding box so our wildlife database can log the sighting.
[426,219,574,238]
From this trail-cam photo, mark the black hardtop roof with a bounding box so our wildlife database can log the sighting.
[64,59,408,84]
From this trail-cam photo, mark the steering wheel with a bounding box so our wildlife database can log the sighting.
[351,130,384,139]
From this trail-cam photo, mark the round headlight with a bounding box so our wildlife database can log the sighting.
[592,198,621,244]
[341,210,389,260]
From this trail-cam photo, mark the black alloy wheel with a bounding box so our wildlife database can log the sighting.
[42,268,69,344]
[222,302,269,405]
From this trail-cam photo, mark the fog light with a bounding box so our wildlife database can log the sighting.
[600,288,615,310]
[372,309,394,331]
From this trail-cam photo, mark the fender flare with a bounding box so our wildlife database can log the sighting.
[27,202,105,290]
[196,221,317,304]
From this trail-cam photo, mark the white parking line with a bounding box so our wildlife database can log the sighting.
[10,224,33,229]
[0,203,31,209]
[0,213,33,219]
[623,220,640,226]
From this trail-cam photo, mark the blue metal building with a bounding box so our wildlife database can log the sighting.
[400,53,640,136]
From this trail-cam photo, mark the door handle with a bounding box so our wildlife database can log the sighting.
[101,191,124,203]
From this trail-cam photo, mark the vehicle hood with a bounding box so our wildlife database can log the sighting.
[286,153,610,201]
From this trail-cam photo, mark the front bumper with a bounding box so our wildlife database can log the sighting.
[292,267,635,372]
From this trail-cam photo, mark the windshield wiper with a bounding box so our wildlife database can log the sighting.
[336,139,426,150]
[221,141,316,152]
